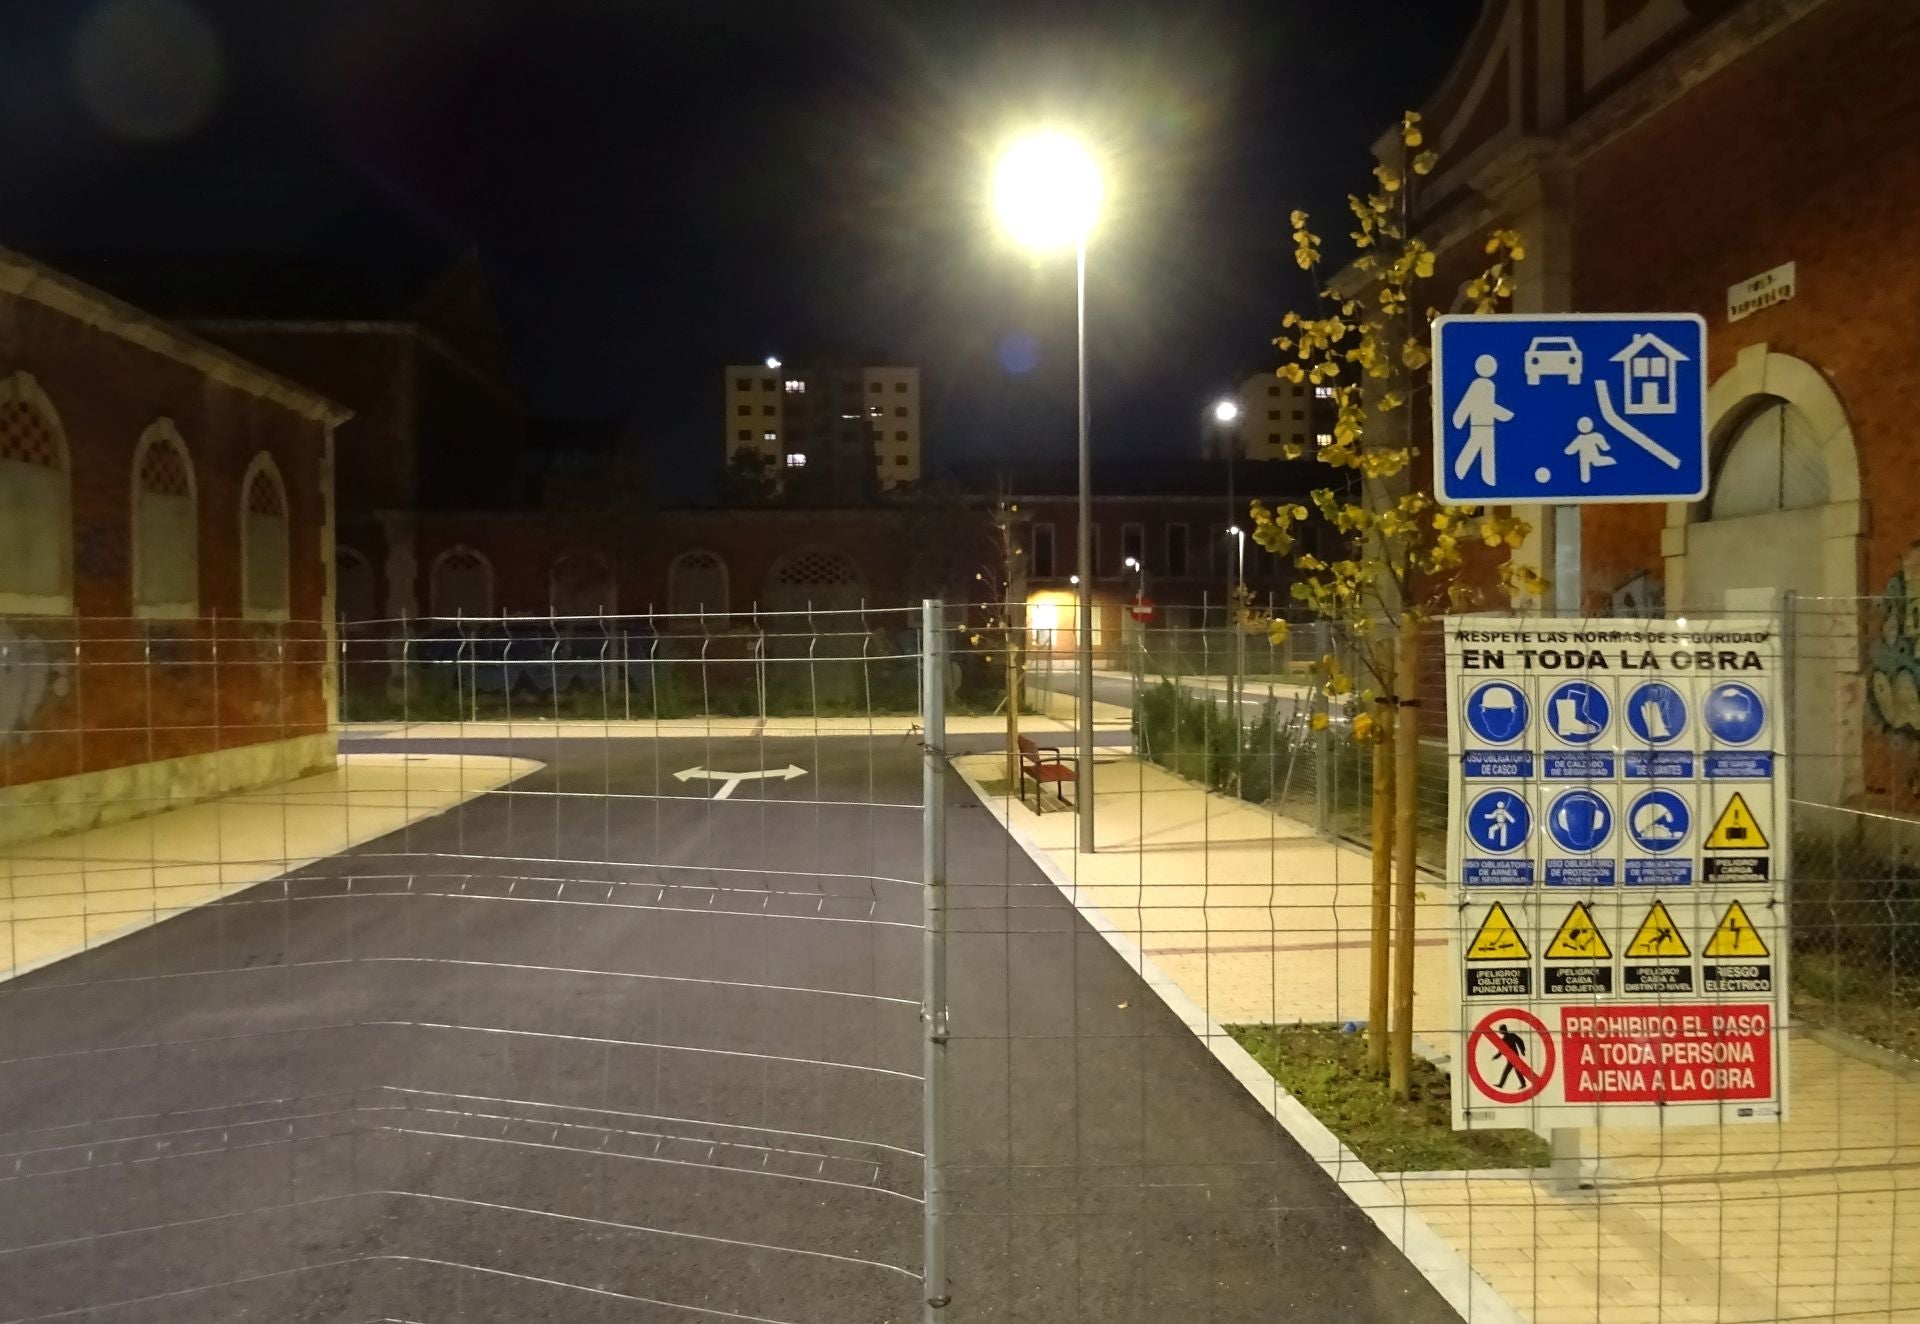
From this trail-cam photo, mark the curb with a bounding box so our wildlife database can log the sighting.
[951,758,1528,1324]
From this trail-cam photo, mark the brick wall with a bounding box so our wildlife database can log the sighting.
[0,257,340,795]
[1573,0,1920,601]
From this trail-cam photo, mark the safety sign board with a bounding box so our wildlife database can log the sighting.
[1560,1005,1774,1105]
[1432,313,1708,504]
[1446,615,1788,1129]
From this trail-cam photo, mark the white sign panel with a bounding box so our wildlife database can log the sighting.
[1445,617,1789,1130]
[1727,261,1796,323]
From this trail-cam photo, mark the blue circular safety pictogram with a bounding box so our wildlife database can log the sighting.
[1626,788,1691,854]
[1465,789,1533,855]
[1464,681,1530,745]
[1623,681,1687,746]
[1702,682,1766,746]
[1546,788,1613,854]
[1544,680,1611,745]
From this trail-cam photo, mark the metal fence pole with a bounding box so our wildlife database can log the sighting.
[920,598,950,1319]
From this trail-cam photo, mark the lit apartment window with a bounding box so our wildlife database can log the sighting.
[762,430,777,442]
[785,453,808,468]
[868,405,881,417]
[784,379,805,393]
[1314,385,1334,399]
[1315,432,1333,446]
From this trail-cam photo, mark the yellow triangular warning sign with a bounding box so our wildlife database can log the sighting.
[1466,902,1529,961]
[1545,901,1611,959]
[1625,900,1690,958]
[1704,899,1771,958]
[1704,792,1770,850]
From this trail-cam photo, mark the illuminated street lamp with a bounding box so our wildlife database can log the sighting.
[1212,398,1240,425]
[994,130,1103,853]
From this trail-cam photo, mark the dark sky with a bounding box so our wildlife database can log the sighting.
[0,0,1478,500]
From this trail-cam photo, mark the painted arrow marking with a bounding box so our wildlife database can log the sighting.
[673,764,808,800]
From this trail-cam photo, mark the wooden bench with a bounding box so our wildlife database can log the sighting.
[1017,735,1077,810]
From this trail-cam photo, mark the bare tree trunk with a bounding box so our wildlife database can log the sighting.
[1367,695,1394,1078]
[1006,636,1020,785]
[1390,619,1422,1101]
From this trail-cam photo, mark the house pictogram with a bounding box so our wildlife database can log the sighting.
[1612,333,1689,416]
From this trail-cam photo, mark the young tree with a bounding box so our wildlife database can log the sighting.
[1247,111,1541,1099]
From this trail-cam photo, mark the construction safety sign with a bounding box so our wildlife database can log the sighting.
[1445,615,1788,1130]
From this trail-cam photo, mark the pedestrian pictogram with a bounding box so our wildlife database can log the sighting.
[1704,792,1769,850]
[1545,902,1611,959]
[1625,901,1690,958]
[1704,900,1770,958]
[1466,903,1530,961]
[1466,1008,1555,1105]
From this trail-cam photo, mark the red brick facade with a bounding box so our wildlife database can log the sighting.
[0,250,344,808]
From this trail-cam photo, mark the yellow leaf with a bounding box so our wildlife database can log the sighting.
[1412,150,1438,175]
[1310,712,1329,732]
[1267,618,1290,646]
[1351,712,1375,742]
[1413,250,1436,278]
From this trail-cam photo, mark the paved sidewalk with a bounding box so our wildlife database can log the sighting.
[0,751,538,981]
[956,748,1920,1324]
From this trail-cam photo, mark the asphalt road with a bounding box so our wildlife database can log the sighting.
[0,732,1455,1323]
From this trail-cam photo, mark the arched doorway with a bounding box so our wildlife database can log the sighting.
[1663,344,1863,802]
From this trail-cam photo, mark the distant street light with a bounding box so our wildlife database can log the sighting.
[1212,398,1240,425]
[764,355,782,370]
[994,130,1103,854]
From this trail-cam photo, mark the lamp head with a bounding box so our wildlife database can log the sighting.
[993,132,1102,253]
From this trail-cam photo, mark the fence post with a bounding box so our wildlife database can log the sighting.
[919,598,950,1319]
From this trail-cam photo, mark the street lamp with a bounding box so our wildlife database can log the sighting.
[994,130,1103,853]
[1212,398,1240,425]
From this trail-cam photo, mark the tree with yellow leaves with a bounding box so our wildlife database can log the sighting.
[1247,111,1541,1100]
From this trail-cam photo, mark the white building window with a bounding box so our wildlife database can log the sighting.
[240,454,290,621]
[0,373,72,614]
[785,453,808,468]
[668,550,730,616]
[784,379,806,393]
[430,545,494,618]
[132,421,197,618]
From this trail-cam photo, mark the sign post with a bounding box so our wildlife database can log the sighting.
[1444,616,1788,1130]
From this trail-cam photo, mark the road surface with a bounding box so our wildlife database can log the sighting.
[0,731,1455,1323]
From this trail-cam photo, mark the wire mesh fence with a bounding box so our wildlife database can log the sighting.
[6,596,1920,1321]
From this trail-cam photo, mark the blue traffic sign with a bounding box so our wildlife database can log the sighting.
[1624,681,1688,746]
[1626,789,1691,854]
[1546,788,1613,854]
[1432,314,1707,504]
[1464,681,1529,745]
[1544,681,1611,745]
[1465,789,1532,856]
[1703,682,1766,746]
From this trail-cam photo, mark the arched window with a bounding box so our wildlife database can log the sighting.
[1708,397,1830,520]
[131,420,197,617]
[550,552,615,616]
[240,454,290,620]
[762,546,865,613]
[667,550,729,617]
[335,546,378,623]
[430,545,494,618]
[0,373,72,614]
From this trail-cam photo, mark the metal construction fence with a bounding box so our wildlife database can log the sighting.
[2,596,1920,1321]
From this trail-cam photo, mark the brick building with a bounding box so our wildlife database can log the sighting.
[0,248,347,843]
[1405,0,1916,806]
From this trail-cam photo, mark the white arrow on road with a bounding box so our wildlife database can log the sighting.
[673,764,808,800]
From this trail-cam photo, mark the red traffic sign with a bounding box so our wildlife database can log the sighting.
[1466,1008,1555,1104]
[1129,596,1155,622]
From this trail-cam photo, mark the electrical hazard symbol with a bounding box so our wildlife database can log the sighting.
[1625,900,1690,958]
[1704,900,1770,958]
[1704,792,1769,851]
[1466,903,1530,961]
[1545,902,1611,959]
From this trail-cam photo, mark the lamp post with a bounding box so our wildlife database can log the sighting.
[1211,397,1242,713]
[994,131,1103,853]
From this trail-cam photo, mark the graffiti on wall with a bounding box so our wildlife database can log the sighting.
[0,622,72,742]
[1870,550,1920,736]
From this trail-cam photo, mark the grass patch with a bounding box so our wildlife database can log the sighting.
[1225,1023,1551,1172]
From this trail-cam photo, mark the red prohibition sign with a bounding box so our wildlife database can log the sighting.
[1467,1008,1555,1104]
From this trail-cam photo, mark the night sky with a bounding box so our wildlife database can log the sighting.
[0,0,1477,501]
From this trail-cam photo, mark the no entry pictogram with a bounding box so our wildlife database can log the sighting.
[1467,1007,1556,1104]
